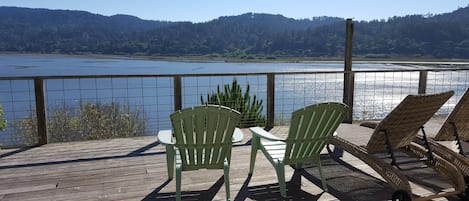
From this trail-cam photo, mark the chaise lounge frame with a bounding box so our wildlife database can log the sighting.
[330,91,465,201]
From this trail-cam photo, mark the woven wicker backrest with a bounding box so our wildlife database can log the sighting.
[170,105,240,171]
[366,91,454,152]
[284,102,349,164]
[434,88,469,141]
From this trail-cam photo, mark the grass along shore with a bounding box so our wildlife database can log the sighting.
[2,52,469,66]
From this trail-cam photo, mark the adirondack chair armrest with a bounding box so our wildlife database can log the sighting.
[360,121,380,129]
[249,127,284,141]
[232,128,244,143]
[158,130,174,145]
[158,128,243,144]
[333,131,338,137]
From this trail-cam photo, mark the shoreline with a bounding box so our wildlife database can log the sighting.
[2,52,469,66]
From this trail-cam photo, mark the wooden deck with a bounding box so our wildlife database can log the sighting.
[0,119,462,201]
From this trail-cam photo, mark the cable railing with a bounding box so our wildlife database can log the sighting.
[0,68,468,148]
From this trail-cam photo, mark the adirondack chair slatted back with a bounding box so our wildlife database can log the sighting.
[366,91,454,152]
[284,103,349,165]
[170,105,240,171]
[435,88,469,141]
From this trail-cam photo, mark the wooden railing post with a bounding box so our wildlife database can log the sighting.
[34,78,48,145]
[343,72,355,123]
[173,76,182,111]
[418,71,428,94]
[343,19,354,123]
[266,73,275,129]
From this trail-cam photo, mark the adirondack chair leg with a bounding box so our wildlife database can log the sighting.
[249,136,260,175]
[224,158,230,201]
[314,155,328,192]
[165,145,175,180]
[176,163,182,201]
[290,163,303,169]
[275,160,288,198]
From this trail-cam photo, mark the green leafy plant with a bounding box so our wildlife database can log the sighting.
[201,79,265,128]
[0,104,6,131]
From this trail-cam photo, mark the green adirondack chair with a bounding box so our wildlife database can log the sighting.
[158,105,243,201]
[249,102,349,197]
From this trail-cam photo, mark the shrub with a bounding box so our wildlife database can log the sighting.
[50,102,145,142]
[201,79,265,128]
[0,104,6,131]
[15,102,145,144]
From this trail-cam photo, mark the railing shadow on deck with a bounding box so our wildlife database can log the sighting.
[0,146,36,159]
[0,140,162,170]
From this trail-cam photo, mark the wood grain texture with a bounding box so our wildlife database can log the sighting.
[0,120,460,201]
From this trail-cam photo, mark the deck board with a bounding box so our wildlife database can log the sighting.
[0,120,462,201]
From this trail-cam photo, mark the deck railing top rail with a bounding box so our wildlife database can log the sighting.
[1,66,469,80]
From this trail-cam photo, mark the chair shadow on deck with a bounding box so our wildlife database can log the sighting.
[143,152,437,201]
[144,169,325,201]
[321,149,460,201]
[234,153,395,201]
[234,171,324,201]
[143,176,226,201]
[304,153,396,201]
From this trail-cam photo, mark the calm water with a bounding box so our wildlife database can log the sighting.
[0,55,408,77]
[1,55,467,147]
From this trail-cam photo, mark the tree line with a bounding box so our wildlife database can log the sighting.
[1,6,469,59]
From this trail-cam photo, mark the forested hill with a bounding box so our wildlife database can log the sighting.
[1,6,469,59]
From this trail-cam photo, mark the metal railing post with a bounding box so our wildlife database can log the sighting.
[418,71,428,94]
[266,73,275,129]
[174,75,182,111]
[34,78,48,145]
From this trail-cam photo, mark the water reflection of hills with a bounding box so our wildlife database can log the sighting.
[12,65,38,69]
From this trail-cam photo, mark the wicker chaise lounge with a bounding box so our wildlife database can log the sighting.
[412,88,469,194]
[330,91,466,201]
[431,88,469,154]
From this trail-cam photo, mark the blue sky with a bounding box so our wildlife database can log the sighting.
[1,0,468,22]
